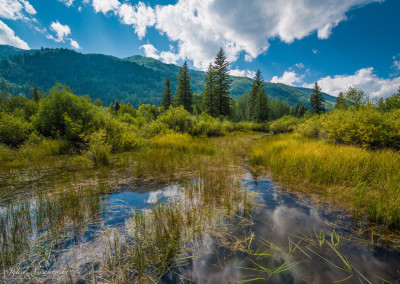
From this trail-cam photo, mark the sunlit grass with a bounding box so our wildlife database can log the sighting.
[250,133,400,227]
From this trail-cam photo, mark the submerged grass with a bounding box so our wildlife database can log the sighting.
[249,134,400,228]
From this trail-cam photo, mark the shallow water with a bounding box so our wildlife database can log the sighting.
[1,173,400,283]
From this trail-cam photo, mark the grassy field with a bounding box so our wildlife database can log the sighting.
[250,133,400,228]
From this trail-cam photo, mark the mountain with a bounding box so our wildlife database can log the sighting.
[0,45,336,108]
[0,45,37,60]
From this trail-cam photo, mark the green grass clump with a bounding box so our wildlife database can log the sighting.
[250,134,400,227]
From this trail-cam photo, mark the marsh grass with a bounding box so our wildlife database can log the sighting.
[250,134,400,228]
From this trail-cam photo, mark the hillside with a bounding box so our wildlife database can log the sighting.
[0,45,336,108]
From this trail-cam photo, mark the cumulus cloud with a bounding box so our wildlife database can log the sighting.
[230,69,256,79]
[140,44,160,59]
[92,0,120,14]
[0,20,29,49]
[88,0,378,70]
[50,21,71,42]
[118,2,156,39]
[140,44,181,64]
[70,39,81,49]
[271,70,304,86]
[0,0,36,20]
[58,0,74,7]
[303,67,400,98]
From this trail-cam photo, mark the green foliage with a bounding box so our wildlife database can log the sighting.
[157,106,194,133]
[254,86,269,122]
[0,112,33,147]
[192,114,224,137]
[35,84,95,142]
[335,92,347,110]
[310,82,325,114]
[377,86,400,112]
[249,70,264,121]
[85,130,111,166]
[342,85,368,108]
[174,61,193,112]
[269,98,291,120]
[161,78,173,108]
[202,63,218,117]
[320,106,400,149]
[269,115,300,134]
[296,115,322,139]
[213,48,232,116]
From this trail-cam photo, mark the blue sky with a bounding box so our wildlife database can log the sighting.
[1,0,400,97]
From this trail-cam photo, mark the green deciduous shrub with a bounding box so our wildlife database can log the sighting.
[85,130,112,166]
[269,115,300,134]
[0,112,33,147]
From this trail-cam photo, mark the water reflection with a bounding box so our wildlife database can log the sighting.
[177,174,400,283]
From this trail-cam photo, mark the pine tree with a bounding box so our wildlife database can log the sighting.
[202,63,218,116]
[161,78,173,108]
[30,85,40,102]
[213,48,232,116]
[115,99,120,113]
[249,70,264,120]
[174,61,193,113]
[299,105,308,117]
[335,92,347,109]
[254,86,269,122]
[310,82,325,114]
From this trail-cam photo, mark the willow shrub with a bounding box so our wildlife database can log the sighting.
[297,106,400,150]
[269,115,300,134]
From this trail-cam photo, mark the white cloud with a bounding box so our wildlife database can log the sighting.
[140,44,159,59]
[0,20,29,49]
[50,21,71,42]
[118,2,156,39]
[303,67,400,98]
[393,56,400,71]
[0,0,36,20]
[58,0,74,7]
[140,43,182,64]
[230,69,256,79]
[88,0,379,70]
[271,70,304,86]
[295,63,304,69]
[312,48,319,54]
[70,39,81,49]
[92,0,120,14]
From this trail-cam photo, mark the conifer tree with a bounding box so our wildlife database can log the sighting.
[161,78,173,108]
[202,63,218,116]
[249,70,264,120]
[310,82,325,114]
[213,48,232,116]
[335,92,347,109]
[114,99,120,113]
[254,86,269,122]
[174,61,193,113]
[30,85,40,102]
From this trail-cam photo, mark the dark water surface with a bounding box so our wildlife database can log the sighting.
[1,173,400,283]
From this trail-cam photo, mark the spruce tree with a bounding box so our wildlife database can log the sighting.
[30,85,40,102]
[202,63,218,116]
[310,82,325,114]
[254,86,269,122]
[174,61,193,112]
[115,99,120,113]
[335,92,347,109]
[161,78,173,108]
[213,48,232,116]
[249,70,264,120]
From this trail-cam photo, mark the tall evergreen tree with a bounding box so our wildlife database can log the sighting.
[114,99,120,113]
[249,70,264,120]
[310,82,325,114]
[161,78,173,108]
[213,48,232,116]
[174,61,193,112]
[30,85,40,102]
[254,86,269,122]
[335,92,347,109]
[202,63,218,116]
